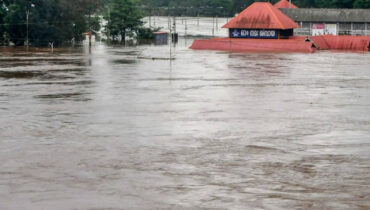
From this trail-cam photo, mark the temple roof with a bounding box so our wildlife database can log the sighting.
[222,2,299,30]
[274,0,298,9]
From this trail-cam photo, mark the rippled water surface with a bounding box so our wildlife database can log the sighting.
[0,40,370,210]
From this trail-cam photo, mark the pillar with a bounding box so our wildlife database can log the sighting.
[365,22,368,36]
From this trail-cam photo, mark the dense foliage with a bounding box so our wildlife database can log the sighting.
[0,0,151,46]
[105,0,143,43]
[0,0,101,46]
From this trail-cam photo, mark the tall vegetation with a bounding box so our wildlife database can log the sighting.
[0,0,151,46]
[105,0,143,43]
[0,0,95,46]
[0,0,96,46]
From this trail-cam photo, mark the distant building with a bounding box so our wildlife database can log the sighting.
[223,2,299,39]
[280,8,370,36]
[153,31,168,45]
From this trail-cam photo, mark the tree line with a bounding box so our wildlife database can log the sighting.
[141,0,370,16]
[0,0,151,46]
[0,0,98,46]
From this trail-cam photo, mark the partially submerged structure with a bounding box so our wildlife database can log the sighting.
[154,31,168,45]
[190,2,370,52]
[275,0,369,36]
[222,2,299,39]
[191,2,314,53]
[281,8,370,36]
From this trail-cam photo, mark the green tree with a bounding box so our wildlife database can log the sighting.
[59,0,102,44]
[230,0,255,15]
[0,2,7,44]
[4,0,36,46]
[353,0,370,8]
[3,0,89,46]
[91,16,101,32]
[105,0,143,43]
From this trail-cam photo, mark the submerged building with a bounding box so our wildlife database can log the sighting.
[222,2,299,39]
[190,2,370,52]
[281,8,370,36]
[273,0,370,36]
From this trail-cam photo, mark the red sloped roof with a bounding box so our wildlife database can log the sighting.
[274,0,298,9]
[222,2,299,30]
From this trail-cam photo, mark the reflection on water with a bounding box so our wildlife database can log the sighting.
[0,39,370,209]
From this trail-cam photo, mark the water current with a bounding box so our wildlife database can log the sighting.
[0,34,369,209]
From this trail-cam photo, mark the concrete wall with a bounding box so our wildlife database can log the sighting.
[281,8,370,36]
[281,8,370,23]
[294,22,370,36]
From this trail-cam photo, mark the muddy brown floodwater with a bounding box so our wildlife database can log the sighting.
[0,39,370,210]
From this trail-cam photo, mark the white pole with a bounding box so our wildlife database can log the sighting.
[26,10,29,47]
[289,0,292,8]
[212,17,215,37]
[153,13,156,26]
[216,16,218,30]
[337,22,339,35]
[168,16,170,29]
[49,42,54,53]
[173,16,176,33]
[365,22,368,36]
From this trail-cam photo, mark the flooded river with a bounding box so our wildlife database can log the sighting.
[0,39,370,209]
